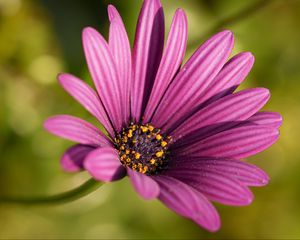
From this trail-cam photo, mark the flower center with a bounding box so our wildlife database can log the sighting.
[114,123,172,175]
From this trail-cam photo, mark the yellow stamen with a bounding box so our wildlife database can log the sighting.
[148,125,154,131]
[156,151,164,158]
[127,129,133,138]
[161,141,168,147]
[142,166,148,174]
[150,159,156,165]
[140,126,148,132]
[135,152,141,159]
[156,134,162,140]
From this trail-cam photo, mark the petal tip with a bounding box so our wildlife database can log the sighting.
[107,4,118,21]
[244,188,254,205]
[175,8,185,15]
[194,213,221,232]
[207,222,221,232]
[84,148,126,182]
[220,29,234,39]
[174,8,187,24]
[243,51,255,60]
[82,27,97,40]
[277,114,283,127]
[261,176,270,185]
[57,72,70,85]
[127,168,160,200]
[43,117,53,132]
[255,87,270,100]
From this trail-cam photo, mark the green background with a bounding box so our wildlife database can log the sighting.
[0,0,299,239]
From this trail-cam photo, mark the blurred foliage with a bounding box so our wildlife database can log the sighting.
[0,0,300,239]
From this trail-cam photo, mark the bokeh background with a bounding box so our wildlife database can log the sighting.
[0,0,299,239]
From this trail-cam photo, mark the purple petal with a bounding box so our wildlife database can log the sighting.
[176,126,279,159]
[84,147,126,182]
[58,73,115,137]
[153,175,220,232]
[245,112,283,128]
[165,166,253,206]
[61,144,95,172]
[131,0,165,122]
[82,27,123,132]
[44,115,112,147]
[143,9,188,123]
[199,52,255,108]
[152,30,234,131]
[127,168,160,200]
[108,5,131,123]
[169,157,269,187]
[171,88,270,141]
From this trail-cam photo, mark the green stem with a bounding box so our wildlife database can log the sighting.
[0,178,102,205]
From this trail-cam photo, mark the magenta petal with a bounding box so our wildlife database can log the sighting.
[246,112,283,128]
[143,9,188,123]
[58,73,115,137]
[44,115,112,147]
[82,27,123,132]
[152,30,234,130]
[61,144,95,172]
[177,126,279,159]
[153,175,220,232]
[131,0,165,122]
[108,5,131,123]
[199,52,255,108]
[170,157,269,187]
[165,167,253,206]
[127,168,160,200]
[84,147,126,182]
[171,88,270,140]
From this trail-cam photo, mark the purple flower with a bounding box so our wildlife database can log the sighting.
[44,0,282,232]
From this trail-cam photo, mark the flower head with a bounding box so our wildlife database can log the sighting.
[44,0,282,232]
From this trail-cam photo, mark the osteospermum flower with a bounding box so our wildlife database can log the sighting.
[44,0,282,231]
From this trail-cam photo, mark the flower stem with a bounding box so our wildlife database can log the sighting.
[0,178,102,205]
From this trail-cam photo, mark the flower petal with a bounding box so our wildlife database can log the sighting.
[245,111,283,128]
[131,0,165,122]
[171,88,270,141]
[165,166,253,206]
[84,147,126,182]
[61,144,95,172]
[127,168,160,200]
[82,27,123,132]
[58,73,115,137]
[108,5,131,123]
[176,126,279,159]
[153,175,220,232]
[143,9,188,123]
[198,52,255,108]
[44,115,112,147]
[152,30,234,131]
[169,157,269,187]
